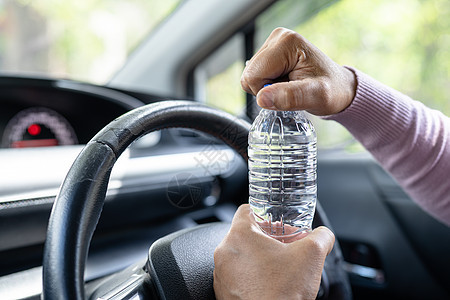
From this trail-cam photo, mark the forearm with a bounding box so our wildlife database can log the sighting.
[324,67,450,226]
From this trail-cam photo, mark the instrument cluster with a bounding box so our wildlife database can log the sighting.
[0,76,145,149]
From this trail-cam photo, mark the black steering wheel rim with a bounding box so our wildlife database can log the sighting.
[42,100,350,299]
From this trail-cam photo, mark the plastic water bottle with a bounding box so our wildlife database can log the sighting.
[248,108,317,242]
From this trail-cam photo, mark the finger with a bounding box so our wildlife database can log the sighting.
[241,30,302,96]
[302,226,335,256]
[241,55,284,96]
[228,204,260,235]
[256,79,331,114]
[241,45,270,95]
[213,207,251,256]
[232,204,252,222]
[240,74,254,96]
[227,204,283,247]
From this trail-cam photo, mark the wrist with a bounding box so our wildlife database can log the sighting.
[341,66,357,113]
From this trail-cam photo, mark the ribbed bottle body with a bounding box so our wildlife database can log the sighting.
[248,109,317,241]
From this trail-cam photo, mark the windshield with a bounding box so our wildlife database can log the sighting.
[0,0,181,84]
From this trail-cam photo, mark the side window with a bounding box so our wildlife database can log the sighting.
[193,34,247,117]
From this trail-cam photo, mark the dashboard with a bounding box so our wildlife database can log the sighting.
[0,76,149,148]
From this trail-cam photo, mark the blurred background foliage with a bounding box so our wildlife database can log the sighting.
[0,0,180,84]
[206,61,245,116]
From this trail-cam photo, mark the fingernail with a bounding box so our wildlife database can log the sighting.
[258,90,275,108]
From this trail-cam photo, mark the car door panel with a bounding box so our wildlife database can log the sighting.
[318,152,450,299]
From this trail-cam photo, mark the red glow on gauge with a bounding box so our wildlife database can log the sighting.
[27,124,41,136]
[12,139,58,148]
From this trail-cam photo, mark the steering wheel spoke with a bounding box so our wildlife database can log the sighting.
[87,261,153,300]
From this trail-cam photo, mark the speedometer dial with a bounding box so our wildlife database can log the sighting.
[1,107,78,148]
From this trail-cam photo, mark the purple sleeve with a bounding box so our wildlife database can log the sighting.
[323,67,450,226]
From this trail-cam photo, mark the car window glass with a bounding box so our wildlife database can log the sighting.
[0,0,181,84]
[194,33,247,116]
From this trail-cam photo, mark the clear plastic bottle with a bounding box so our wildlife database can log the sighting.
[248,109,317,242]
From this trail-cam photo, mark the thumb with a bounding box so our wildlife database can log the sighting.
[301,226,335,256]
[256,79,331,115]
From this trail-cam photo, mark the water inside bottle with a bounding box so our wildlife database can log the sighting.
[248,109,317,242]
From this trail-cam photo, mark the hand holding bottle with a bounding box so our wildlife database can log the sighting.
[241,27,356,116]
[213,204,335,300]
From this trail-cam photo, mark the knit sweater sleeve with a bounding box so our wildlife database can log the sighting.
[323,67,450,226]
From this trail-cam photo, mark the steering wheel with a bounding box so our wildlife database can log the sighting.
[42,100,351,299]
